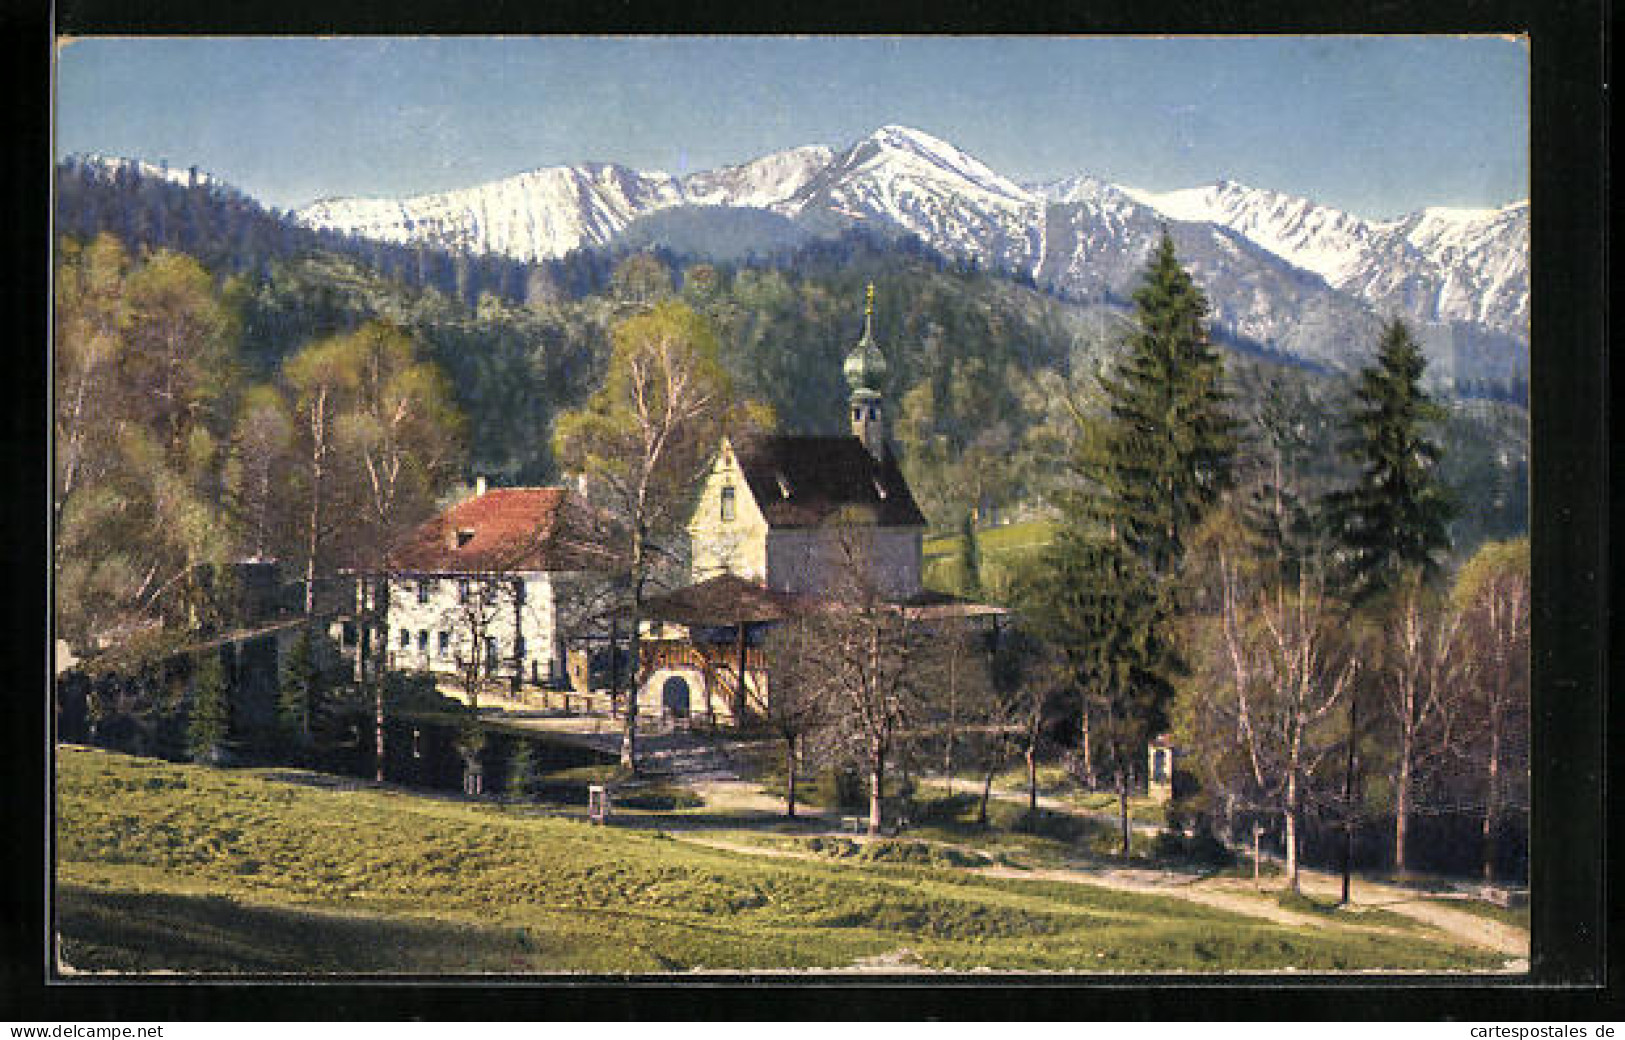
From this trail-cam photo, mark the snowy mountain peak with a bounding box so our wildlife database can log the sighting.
[69,153,223,192]
[854,125,1034,205]
[283,126,1526,360]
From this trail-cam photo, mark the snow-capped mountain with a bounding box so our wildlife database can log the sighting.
[1120,180,1528,341]
[288,126,1528,384]
[72,153,223,192]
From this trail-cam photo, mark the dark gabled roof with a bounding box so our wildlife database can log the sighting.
[732,434,927,529]
[643,574,812,626]
[388,488,622,574]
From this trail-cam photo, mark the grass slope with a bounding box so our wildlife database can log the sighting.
[55,747,1501,974]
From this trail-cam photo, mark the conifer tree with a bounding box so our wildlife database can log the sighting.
[1090,231,1238,584]
[958,510,983,600]
[1031,231,1236,854]
[188,649,232,763]
[1324,319,1454,603]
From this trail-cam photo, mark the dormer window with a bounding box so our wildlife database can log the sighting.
[455,528,475,548]
[720,485,736,522]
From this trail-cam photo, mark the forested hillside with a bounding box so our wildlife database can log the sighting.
[55,159,1527,553]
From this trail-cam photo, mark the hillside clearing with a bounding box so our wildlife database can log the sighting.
[54,747,1517,974]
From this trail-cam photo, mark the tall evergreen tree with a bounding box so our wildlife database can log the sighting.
[1090,231,1239,584]
[1323,319,1454,603]
[1030,231,1237,854]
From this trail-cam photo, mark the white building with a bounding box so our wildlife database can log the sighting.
[372,486,619,695]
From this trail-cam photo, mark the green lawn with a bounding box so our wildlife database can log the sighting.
[55,746,1504,974]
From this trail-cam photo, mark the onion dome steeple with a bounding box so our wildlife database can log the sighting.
[844,284,889,459]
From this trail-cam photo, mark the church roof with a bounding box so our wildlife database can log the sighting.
[389,487,622,574]
[732,434,927,529]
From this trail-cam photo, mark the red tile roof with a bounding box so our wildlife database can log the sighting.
[388,488,622,574]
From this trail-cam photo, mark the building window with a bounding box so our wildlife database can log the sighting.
[417,579,433,604]
[852,406,862,423]
[515,635,527,659]
[437,631,450,657]
[458,579,471,604]
[720,485,735,521]
[341,621,357,648]
[484,637,499,669]
[399,628,411,649]
[416,630,428,654]
[513,578,526,606]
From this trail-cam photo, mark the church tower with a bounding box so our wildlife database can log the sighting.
[843,283,889,459]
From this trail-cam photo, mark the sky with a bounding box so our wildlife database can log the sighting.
[54,36,1529,220]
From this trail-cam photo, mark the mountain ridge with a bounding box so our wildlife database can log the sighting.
[66,127,1528,386]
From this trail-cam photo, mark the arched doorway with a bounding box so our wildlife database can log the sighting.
[661,675,691,719]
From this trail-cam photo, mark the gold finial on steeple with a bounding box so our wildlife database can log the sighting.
[865,282,874,317]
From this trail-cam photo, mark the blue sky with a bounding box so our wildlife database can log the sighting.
[55,36,1528,219]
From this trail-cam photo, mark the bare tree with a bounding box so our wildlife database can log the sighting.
[1382,576,1469,874]
[1182,519,1360,890]
[802,517,928,836]
[436,574,519,714]
[1452,539,1530,882]
[758,611,832,817]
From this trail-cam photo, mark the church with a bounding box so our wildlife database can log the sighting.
[637,287,1001,725]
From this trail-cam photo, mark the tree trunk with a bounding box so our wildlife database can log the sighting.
[1340,691,1359,905]
[978,764,996,828]
[372,577,388,783]
[1284,770,1300,891]
[620,530,645,773]
[868,748,886,836]
[302,387,328,619]
[1025,743,1038,813]
[943,648,957,793]
[784,734,798,818]
[1117,767,1131,859]
[1394,735,1413,874]
[1080,707,1094,790]
[1483,695,1502,882]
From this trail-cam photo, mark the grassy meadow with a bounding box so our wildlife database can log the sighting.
[55,746,1507,974]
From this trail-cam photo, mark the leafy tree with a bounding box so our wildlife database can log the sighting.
[1323,319,1454,603]
[553,301,760,770]
[54,237,244,647]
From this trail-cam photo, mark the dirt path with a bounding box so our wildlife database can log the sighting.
[679,834,1421,944]
[677,778,1527,962]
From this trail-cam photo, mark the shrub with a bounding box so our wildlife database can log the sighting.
[1148,829,1232,867]
[814,766,866,813]
[911,791,979,826]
